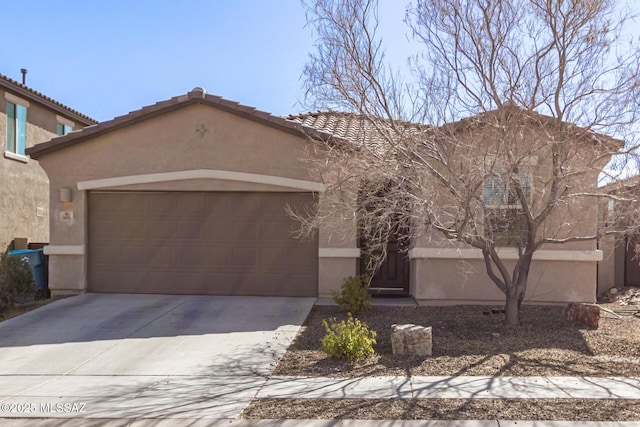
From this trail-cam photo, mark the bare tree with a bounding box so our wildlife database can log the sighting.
[298,0,640,325]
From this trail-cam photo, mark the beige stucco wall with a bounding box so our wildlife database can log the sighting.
[413,254,598,305]
[598,234,627,294]
[39,103,336,295]
[0,89,70,250]
[406,118,606,305]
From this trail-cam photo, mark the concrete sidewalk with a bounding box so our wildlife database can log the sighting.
[257,375,640,399]
[0,419,638,426]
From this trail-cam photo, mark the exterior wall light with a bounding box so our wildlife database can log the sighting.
[60,187,72,203]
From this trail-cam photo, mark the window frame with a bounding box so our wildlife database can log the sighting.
[483,159,536,246]
[56,115,74,136]
[4,93,29,161]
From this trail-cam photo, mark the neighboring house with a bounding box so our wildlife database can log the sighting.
[0,73,96,251]
[598,175,640,294]
[27,88,611,304]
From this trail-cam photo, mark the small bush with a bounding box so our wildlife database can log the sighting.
[0,252,35,311]
[321,315,377,361]
[332,275,371,315]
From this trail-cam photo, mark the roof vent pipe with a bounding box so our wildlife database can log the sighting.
[20,69,27,85]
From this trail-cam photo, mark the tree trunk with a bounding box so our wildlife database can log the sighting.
[504,289,523,326]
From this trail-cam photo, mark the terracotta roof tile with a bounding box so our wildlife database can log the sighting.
[0,73,96,125]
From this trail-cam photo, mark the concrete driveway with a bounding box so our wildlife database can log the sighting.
[0,293,315,419]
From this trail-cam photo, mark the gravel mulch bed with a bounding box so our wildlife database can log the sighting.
[242,398,640,421]
[274,301,640,378]
[248,292,640,420]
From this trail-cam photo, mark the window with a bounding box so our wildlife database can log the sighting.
[483,170,531,207]
[484,169,532,246]
[6,101,27,155]
[56,115,74,136]
[56,123,72,136]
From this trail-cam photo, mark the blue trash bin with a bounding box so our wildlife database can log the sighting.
[7,248,49,298]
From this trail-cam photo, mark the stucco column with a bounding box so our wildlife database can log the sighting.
[44,187,87,295]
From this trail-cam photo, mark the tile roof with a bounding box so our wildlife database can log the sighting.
[27,88,336,159]
[285,111,431,150]
[0,73,96,125]
[286,111,377,142]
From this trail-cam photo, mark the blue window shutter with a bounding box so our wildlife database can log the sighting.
[57,123,64,136]
[6,102,15,153]
[16,104,27,155]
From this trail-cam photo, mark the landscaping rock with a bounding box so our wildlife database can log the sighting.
[391,323,432,356]
[564,303,600,328]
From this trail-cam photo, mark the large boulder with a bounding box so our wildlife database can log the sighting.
[391,324,432,356]
[564,303,600,328]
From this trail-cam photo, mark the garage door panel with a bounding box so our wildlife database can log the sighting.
[176,220,206,240]
[232,247,258,266]
[174,194,206,217]
[204,247,232,267]
[260,247,289,267]
[148,246,174,266]
[175,246,207,266]
[89,191,318,296]
[92,220,129,241]
[261,221,294,240]
[290,248,318,267]
[119,220,149,242]
[119,245,150,265]
[149,220,179,239]
[205,221,232,240]
[233,221,259,240]
[233,195,261,215]
[205,197,234,217]
[91,245,121,266]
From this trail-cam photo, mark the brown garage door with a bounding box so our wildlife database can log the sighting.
[88,191,318,296]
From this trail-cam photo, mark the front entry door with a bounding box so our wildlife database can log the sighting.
[359,231,410,296]
[626,235,640,287]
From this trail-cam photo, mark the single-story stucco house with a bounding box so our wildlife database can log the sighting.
[27,88,609,304]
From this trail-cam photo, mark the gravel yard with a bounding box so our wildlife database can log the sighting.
[272,301,640,378]
[243,290,640,420]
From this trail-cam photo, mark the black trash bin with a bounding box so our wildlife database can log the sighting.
[7,248,49,299]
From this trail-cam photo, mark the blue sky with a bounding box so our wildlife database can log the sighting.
[0,1,315,121]
[1,1,413,122]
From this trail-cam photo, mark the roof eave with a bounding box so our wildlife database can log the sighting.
[27,90,335,159]
[0,76,96,126]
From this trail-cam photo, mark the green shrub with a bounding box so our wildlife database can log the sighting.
[321,315,377,361]
[332,275,371,315]
[0,252,35,311]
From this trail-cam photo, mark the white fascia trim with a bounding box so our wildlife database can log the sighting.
[409,247,603,262]
[319,248,361,258]
[44,245,85,255]
[77,169,325,192]
[5,92,30,107]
